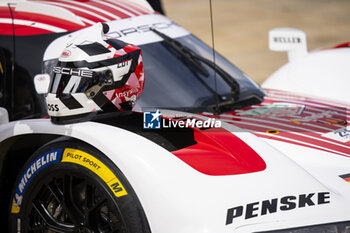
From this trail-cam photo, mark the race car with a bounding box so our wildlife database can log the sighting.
[0,0,350,233]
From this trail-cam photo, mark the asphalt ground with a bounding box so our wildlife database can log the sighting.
[162,0,350,84]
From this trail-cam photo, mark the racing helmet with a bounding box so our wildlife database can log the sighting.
[46,23,144,124]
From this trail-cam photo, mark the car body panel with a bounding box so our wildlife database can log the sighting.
[212,89,350,157]
[0,5,12,35]
[263,45,350,105]
[43,13,190,61]
[0,0,350,232]
[1,116,349,233]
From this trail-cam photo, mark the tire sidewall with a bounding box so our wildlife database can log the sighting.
[9,139,150,233]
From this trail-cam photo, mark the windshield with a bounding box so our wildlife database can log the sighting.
[44,34,264,113]
[135,34,264,112]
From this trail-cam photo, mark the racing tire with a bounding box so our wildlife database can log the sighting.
[8,138,151,233]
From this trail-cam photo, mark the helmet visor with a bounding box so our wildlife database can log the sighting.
[49,66,113,98]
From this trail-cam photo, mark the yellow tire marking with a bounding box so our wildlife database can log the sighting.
[61,148,128,197]
[11,199,20,214]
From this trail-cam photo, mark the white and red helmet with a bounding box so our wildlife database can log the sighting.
[46,23,144,123]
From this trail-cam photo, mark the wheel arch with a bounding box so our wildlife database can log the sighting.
[0,119,199,233]
[0,132,149,232]
[0,133,61,231]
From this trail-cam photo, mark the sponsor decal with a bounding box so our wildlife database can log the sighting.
[61,50,71,58]
[47,103,59,112]
[61,148,128,198]
[317,117,347,126]
[226,192,330,225]
[109,21,178,39]
[339,173,350,183]
[11,149,63,214]
[116,90,134,98]
[289,111,346,125]
[143,110,222,129]
[34,74,49,82]
[237,102,305,117]
[104,14,189,46]
[114,59,132,80]
[53,67,93,78]
[117,60,130,68]
[273,36,301,44]
[322,126,350,143]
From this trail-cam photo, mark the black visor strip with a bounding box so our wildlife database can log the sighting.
[58,49,141,70]
[93,92,120,112]
[77,42,111,56]
[115,48,140,87]
[105,39,129,50]
[96,48,141,94]
[58,94,83,110]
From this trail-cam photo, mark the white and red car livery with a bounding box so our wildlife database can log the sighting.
[0,1,350,233]
[213,89,350,157]
[0,0,153,35]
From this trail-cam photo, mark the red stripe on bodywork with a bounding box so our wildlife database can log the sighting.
[332,42,350,49]
[0,6,11,17]
[0,23,13,35]
[43,1,108,23]
[104,1,139,16]
[56,0,116,20]
[116,0,150,14]
[207,89,350,157]
[79,1,131,19]
[0,7,12,35]
[172,128,266,176]
[266,89,350,109]
[12,11,85,31]
[13,25,53,35]
[2,0,154,35]
[217,113,341,133]
[254,133,348,157]
[218,119,350,156]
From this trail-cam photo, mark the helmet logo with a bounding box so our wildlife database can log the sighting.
[61,50,71,58]
[53,67,93,78]
[117,60,130,68]
[116,90,134,98]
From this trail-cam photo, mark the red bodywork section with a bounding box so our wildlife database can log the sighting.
[172,128,266,176]
[0,6,12,34]
[332,42,350,49]
[172,89,350,176]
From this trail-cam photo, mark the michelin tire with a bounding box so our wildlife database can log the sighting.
[9,138,150,233]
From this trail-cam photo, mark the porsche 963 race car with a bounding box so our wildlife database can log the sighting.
[0,0,350,232]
